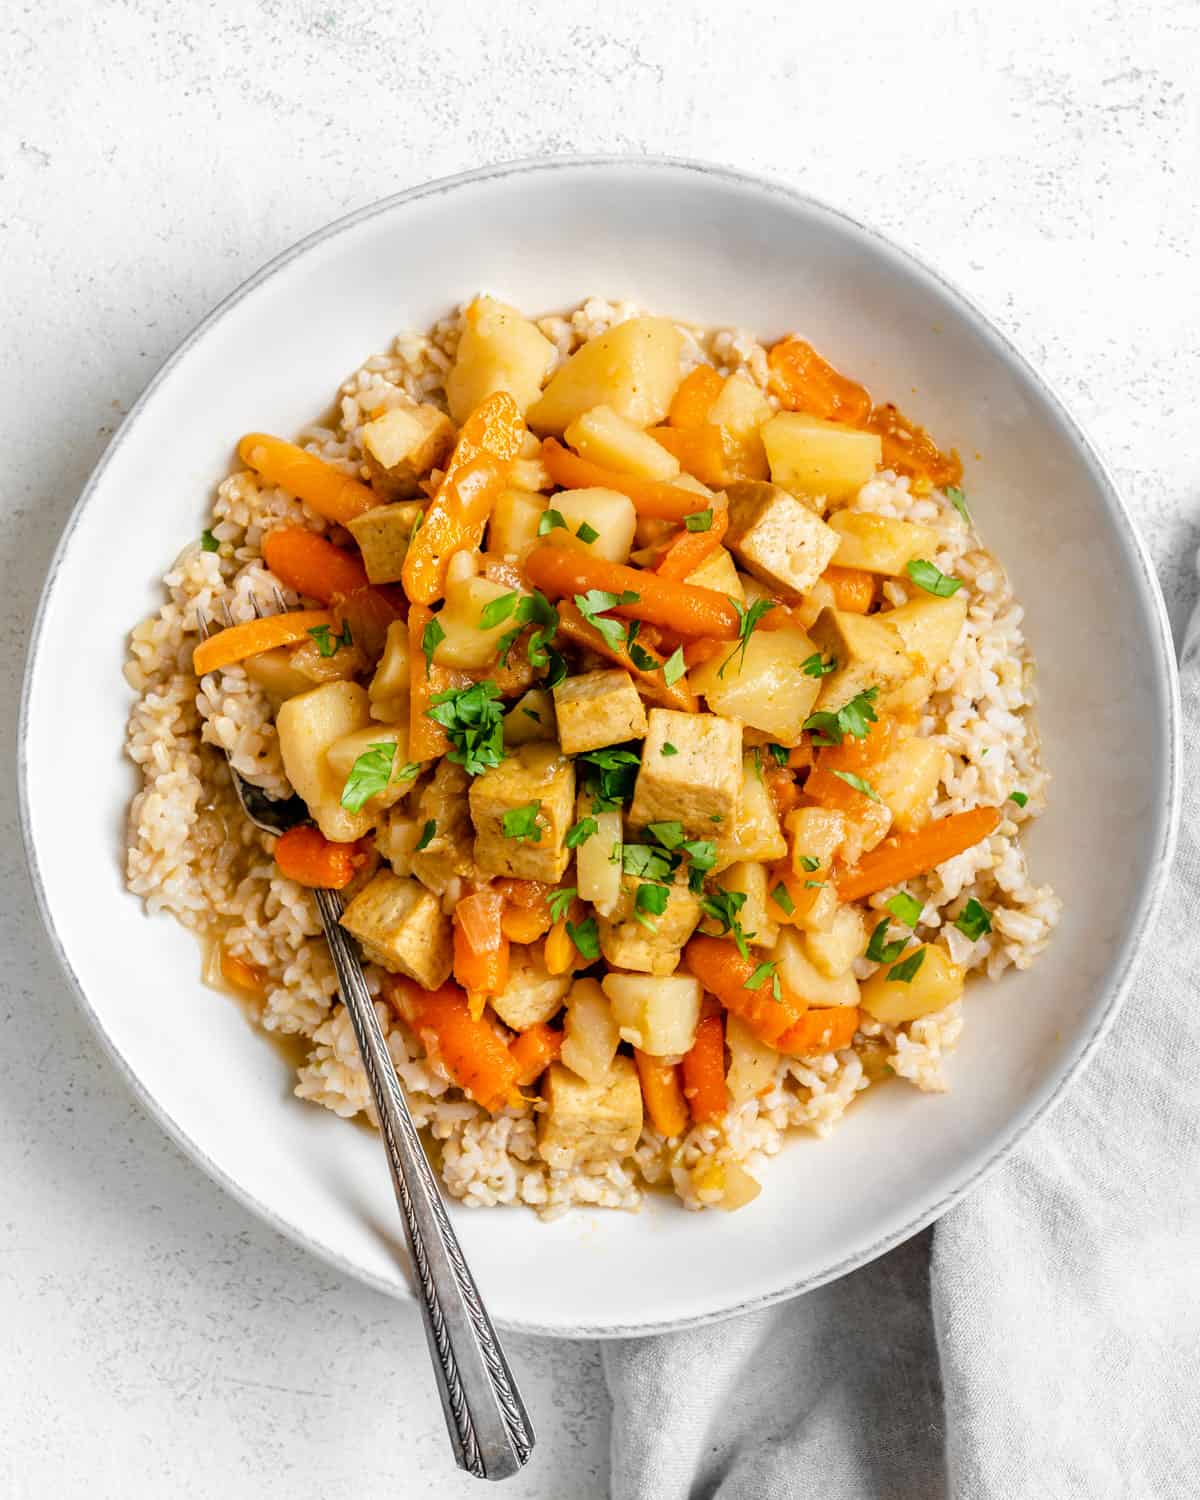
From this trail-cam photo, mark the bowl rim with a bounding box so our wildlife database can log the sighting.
[18,154,1182,1337]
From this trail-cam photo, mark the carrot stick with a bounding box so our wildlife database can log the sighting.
[238,434,379,524]
[655,503,729,582]
[453,889,510,1005]
[393,979,520,1112]
[263,527,368,604]
[668,366,725,428]
[526,542,740,639]
[273,825,368,889]
[821,564,876,613]
[681,1012,728,1124]
[776,1005,860,1056]
[836,806,1001,902]
[684,935,806,1046]
[407,603,473,761]
[556,601,699,711]
[542,438,704,523]
[634,1050,690,1138]
[509,1023,563,1088]
[766,339,872,424]
[402,392,524,605]
[192,609,333,676]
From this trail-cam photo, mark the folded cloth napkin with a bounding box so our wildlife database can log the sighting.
[603,599,1200,1500]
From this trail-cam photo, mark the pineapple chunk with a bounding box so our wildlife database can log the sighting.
[870,737,946,833]
[775,928,860,1008]
[602,972,701,1057]
[491,946,571,1030]
[276,681,373,842]
[804,904,868,978]
[720,1163,763,1212]
[689,624,821,744]
[360,405,454,498]
[710,861,778,950]
[785,806,846,873]
[560,978,621,1085]
[552,487,638,565]
[882,592,968,673]
[684,545,745,603]
[432,576,528,671]
[446,296,556,422]
[537,1057,643,1168]
[528,317,684,433]
[488,487,548,559]
[761,411,882,504]
[574,802,623,917]
[725,1014,779,1103]
[244,646,315,706]
[860,943,964,1025]
[346,502,424,584]
[565,404,681,480]
[339,871,452,988]
[503,688,557,745]
[725,480,840,597]
[827,511,943,576]
[553,669,647,754]
[807,606,910,714]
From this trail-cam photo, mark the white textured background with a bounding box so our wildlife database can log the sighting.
[3,2,1198,1495]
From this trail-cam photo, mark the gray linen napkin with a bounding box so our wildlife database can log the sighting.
[603,604,1200,1500]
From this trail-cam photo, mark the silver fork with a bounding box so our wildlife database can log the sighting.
[199,594,534,1482]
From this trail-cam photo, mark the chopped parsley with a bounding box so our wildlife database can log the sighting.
[425,680,506,775]
[804,879,826,889]
[628,640,659,672]
[803,686,879,746]
[522,707,541,722]
[574,589,639,653]
[886,890,923,928]
[906,558,963,597]
[414,819,437,852]
[647,821,685,849]
[420,617,445,677]
[501,801,542,842]
[752,746,763,780]
[340,742,419,812]
[718,597,775,679]
[547,888,577,924]
[954,898,993,941]
[537,509,568,536]
[661,742,679,757]
[797,854,821,873]
[309,620,353,659]
[831,769,881,802]
[801,651,837,678]
[578,745,641,812]
[566,915,600,960]
[767,743,789,767]
[477,592,520,630]
[699,888,753,958]
[622,843,677,883]
[200,528,220,552]
[945,485,971,524]
[565,816,598,849]
[887,947,927,983]
[575,520,600,544]
[866,919,909,965]
[1008,790,1029,808]
[770,881,795,915]
[684,509,713,533]
[745,960,783,1003]
[635,881,670,929]
[662,646,687,687]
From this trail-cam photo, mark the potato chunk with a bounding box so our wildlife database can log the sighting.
[560,978,621,1085]
[487,487,548,559]
[245,647,314,706]
[469,743,575,881]
[714,861,778,950]
[827,511,943,576]
[325,725,414,815]
[860,943,964,1025]
[597,875,702,976]
[368,620,411,717]
[565,404,681,480]
[491,946,572,1031]
[276,681,373,842]
[690,624,821,744]
[446,296,556,422]
[775,928,860,1008]
[725,1013,779,1103]
[428,576,528,672]
[630,709,742,838]
[360,404,454,498]
[870,736,947,833]
[551,487,638,564]
[761,411,882,504]
[537,1056,643,1168]
[724,481,839,598]
[346,502,424,584]
[528,317,684,434]
[574,802,623,917]
[882,592,968,674]
[603,972,701,1056]
[553,669,648,755]
[503,688,557,746]
[684,545,744,603]
[808,606,910,715]
[339,871,452,988]
[804,904,868,979]
[715,753,787,870]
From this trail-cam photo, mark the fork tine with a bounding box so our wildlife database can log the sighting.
[250,594,265,619]
[196,609,210,640]
[222,598,235,629]
[272,585,289,616]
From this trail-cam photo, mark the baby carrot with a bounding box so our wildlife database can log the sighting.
[634,1050,690,1139]
[681,1012,729,1124]
[655,503,729,582]
[403,981,520,1112]
[509,1023,564,1089]
[668,365,725,428]
[836,806,1001,902]
[262,527,368,603]
[541,439,703,523]
[238,434,379,524]
[776,1006,860,1056]
[684,935,806,1047]
[820,564,875,613]
[192,609,333,676]
[556,600,699,712]
[766,338,872,424]
[273,825,369,889]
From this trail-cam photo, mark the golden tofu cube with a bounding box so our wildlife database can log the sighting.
[537,1056,643,1168]
[630,709,742,838]
[360,404,454,498]
[597,874,702,977]
[552,669,648,755]
[724,480,840,597]
[808,606,910,714]
[339,871,452,988]
[346,502,424,584]
[411,760,477,894]
[489,946,571,1030]
[469,743,576,881]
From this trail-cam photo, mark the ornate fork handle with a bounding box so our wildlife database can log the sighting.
[314,889,535,1481]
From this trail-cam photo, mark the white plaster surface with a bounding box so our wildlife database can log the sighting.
[2,2,1198,1495]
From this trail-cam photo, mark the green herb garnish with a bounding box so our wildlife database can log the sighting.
[622,843,678,883]
[522,707,541,722]
[420,617,445,677]
[566,916,600,960]
[661,742,679,757]
[718,597,775,679]
[574,588,639,653]
[565,817,598,849]
[647,821,685,850]
[538,509,568,536]
[309,620,353,659]
[887,948,927,983]
[886,890,923,928]
[770,881,795,915]
[1009,790,1029,808]
[501,801,542,843]
[547,887,577,924]
[803,686,879,746]
[699,888,753,958]
[662,646,687,687]
[684,509,713,533]
[954,898,993,941]
[635,882,670,922]
[575,521,600,544]
[801,651,837,678]
[831,769,881,802]
[906,559,963,597]
[414,819,437,852]
[866,919,908,965]
[578,745,642,812]
[340,742,419,812]
[945,486,971,524]
[200,528,220,552]
[425,680,506,775]
[797,854,821,873]
[767,744,789,767]
[477,592,520,630]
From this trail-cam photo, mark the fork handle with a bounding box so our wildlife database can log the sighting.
[314,889,535,1482]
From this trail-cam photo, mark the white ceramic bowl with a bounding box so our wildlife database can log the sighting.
[20,158,1179,1336]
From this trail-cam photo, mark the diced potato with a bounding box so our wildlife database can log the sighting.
[690,624,821,744]
[360,405,454,498]
[368,620,411,711]
[808,607,910,714]
[553,669,647,754]
[527,317,684,434]
[774,928,860,1008]
[597,875,702,976]
[551,487,638,565]
[487,487,548,559]
[469,743,576,882]
[804,904,868,979]
[859,943,964,1025]
[565,404,681,479]
[761,412,882,505]
[490,946,571,1030]
[503,688,557,745]
[537,1056,643,1168]
[708,369,773,442]
[339,871,453,988]
[828,511,943,576]
[725,481,839,597]
[375,811,421,876]
[346,502,423,584]
[713,862,778,950]
[719,1162,763,1212]
[715,754,787,869]
[411,760,476,894]
[276,681,374,841]
[870,736,946,833]
[574,803,623,917]
[684,545,745,603]
[725,1014,779,1104]
[432,576,527,672]
[560,978,621,1085]
[445,296,556,422]
[790,576,836,631]
[882,592,968,674]
[839,799,895,867]
[602,972,701,1056]
[630,709,743,838]
[244,646,314,706]
[325,724,414,815]
[785,806,846,873]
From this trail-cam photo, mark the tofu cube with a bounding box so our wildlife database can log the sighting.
[489,946,571,1030]
[597,875,702,976]
[552,669,648,755]
[360,404,454,498]
[347,502,425,584]
[537,1056,644,1168]
[339,871,452,988]
[808,606,910,714]
[411,760,477,894]
[630,709,742,838]
[469,743,576,881]
[724,480,839,598]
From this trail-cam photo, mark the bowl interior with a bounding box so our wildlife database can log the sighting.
[21,160,1176,1335]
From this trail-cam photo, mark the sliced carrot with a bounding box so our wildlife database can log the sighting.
[648,425,735,488]
[668,365,725,428]
[407,604,474,761]
[681,1012,728,1124]
[556,601,699,712]
[836,806,1001,903]
[655,503,729,582]
[776,1005,860,1056]
[634,1050,690,1138]
[682,638,726,670]
[764,765,801,818]
[815,714,899,773]
[273,825,369,889]
[495,879,553,943]
[542,439,704,523]
[387,978,519,1112]
[787,743,814,771]
[526,542,740,639]
[262,527,368,604]
[192,609,333,676]
[220,949,267,997]
[684,935,806,1047]
[453,888,510,1007]
[766,338,872,424]
[821,564,876,614]
[509,1023,563,1088]
[238,434,379,524]
[866,403,963,491]
[765,864,830,929]
[402,391,524,605]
